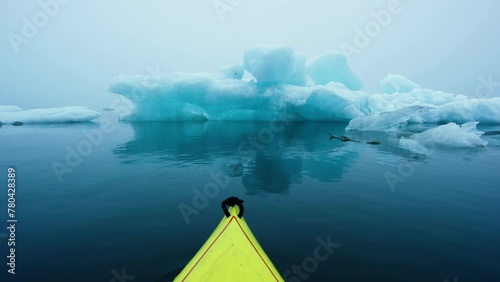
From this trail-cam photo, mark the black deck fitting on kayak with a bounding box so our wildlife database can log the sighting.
[221,197,244,218]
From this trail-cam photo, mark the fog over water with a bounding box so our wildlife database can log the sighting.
[1,1,500,109]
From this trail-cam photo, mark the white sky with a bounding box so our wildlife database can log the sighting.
[1,0,499,109]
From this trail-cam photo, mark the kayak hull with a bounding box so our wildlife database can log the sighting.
[174,206,284,282]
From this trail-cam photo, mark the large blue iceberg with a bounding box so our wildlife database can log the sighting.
[243,45,307,86]
[108,45,500,124]
[306,51,363,90]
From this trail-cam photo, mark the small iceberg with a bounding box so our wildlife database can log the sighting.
[346,106,433,132]
[0,106,100,124]
[0,105,23,113]
[400,122,488,154]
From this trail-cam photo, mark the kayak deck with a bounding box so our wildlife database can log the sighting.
[174,199,283,282]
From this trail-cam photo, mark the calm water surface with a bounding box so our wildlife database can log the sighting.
[0,117,499,282]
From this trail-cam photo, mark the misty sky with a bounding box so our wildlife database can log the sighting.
[1,0,499,109]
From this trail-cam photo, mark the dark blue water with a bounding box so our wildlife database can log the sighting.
[0,117,499,282]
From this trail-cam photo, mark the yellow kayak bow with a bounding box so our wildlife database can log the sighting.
[174,197,284,282]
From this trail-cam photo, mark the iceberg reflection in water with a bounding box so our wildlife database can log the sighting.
[3,118,499,281]
[111,121,498,195]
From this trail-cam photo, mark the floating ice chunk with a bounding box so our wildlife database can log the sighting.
[418,98,500,124]
[346,106,433,131]
[243,45,306,86]
[358,88,465,116]
[399,138,430,155]
[305,51,363,90]
[0,106,100,124]
[380,74,421,94]
[219,64,244,79]
[0,105,23,113]
[358,93,500,124]
[400,122,487,153]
